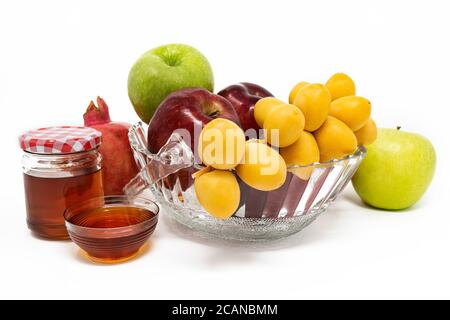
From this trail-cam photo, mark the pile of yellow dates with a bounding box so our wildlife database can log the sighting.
[195,73,377,219]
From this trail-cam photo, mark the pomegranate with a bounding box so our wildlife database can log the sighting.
[83,97,138,195]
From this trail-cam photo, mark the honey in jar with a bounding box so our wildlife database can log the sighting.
[19,126,104,240]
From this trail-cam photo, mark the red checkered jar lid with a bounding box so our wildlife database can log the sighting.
[19,126,102,154]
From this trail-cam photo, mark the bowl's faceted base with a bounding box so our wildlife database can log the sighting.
[79,245,147,264]
[83,249,141,264]
[161,200,325,241]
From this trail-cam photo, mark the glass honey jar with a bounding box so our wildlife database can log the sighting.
[19,126,104,240]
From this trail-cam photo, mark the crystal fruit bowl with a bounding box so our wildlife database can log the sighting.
[125,122,366,241]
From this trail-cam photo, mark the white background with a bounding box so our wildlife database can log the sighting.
[1,0,449,299]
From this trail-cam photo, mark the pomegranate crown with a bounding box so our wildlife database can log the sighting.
[83,96,112,126]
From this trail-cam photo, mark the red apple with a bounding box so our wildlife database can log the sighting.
[218,82,273,134]
[147,88,241,190]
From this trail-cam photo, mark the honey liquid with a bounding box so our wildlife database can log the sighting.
[67,206,154,228]
[67,206,156,263]
[23,170,103,240]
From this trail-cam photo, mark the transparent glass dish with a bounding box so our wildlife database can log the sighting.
[125,122,366,241]
[64,195,159,263]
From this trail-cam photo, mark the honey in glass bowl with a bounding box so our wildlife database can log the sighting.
[64,195,159,264]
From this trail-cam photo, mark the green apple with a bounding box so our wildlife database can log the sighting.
[128,43,214,123]
[352,128,436,210]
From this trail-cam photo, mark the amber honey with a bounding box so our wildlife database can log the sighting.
[23,170,103,240]
[68,206,154,228]
[64,197,158,264]
[19,126,104,240]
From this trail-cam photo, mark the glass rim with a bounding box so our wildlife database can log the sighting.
[192,145,367,170]
[64,195,159,231]
[286,145,366,169]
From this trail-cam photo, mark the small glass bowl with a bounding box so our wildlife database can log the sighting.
[64,195,159,264]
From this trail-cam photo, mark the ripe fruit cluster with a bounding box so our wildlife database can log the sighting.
[194,73,378,219]
[270,73,377,163]
[195,119,287,219]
